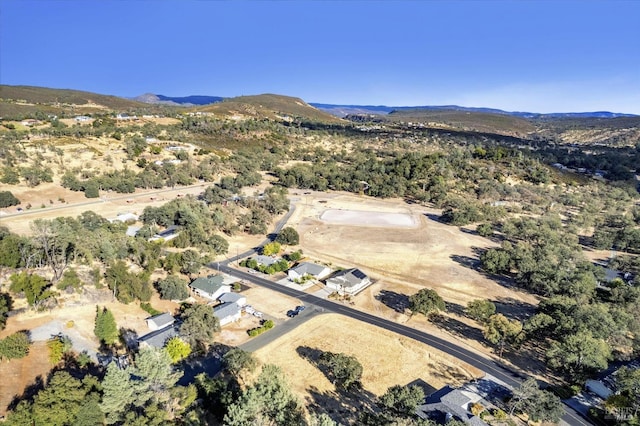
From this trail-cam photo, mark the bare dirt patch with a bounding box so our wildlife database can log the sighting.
[254,314,481,422]
[0,341,51,417]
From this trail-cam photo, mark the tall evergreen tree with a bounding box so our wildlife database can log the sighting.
[94,306,119,345]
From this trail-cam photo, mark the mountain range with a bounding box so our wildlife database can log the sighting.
[133,93,637,119]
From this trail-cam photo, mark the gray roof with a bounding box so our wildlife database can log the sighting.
[146,313,174,329]
[290,262,329,277]
[138,324,180,349]
[190,275,226,294]
[327,268,369,288]
[214,302,241,320]
[254,255,279,266]
[219,292,245,304]
[418,386,487,426]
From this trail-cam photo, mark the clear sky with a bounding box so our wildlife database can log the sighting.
[1,1,639,113]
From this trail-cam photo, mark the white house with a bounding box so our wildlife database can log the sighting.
[145,313,175,331]
[149,225,180,242]
[218,292,247,307]
[253,255,280,267]
[213,302,242,326]
[325,268,371,296]
[189,275,231,300]
[288,262,331,281]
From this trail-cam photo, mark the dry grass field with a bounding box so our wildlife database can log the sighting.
[254,314,482,423]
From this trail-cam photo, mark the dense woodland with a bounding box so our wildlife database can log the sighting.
[1,92,640,424]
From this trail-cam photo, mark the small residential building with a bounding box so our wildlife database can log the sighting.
[110,212,139,223]
[21,119,39,126]
[325,268,371,295]
[213,302,242,326]
[218,292,247,307]
[145,313,175,331]
[74,115,91,122]
[288,262,331,281]
[149,225,180,242]
[417,385,488,426]
[126,226,141,237]
[190,275,231,300]
[138,324,180,349]
[253,255,280,267]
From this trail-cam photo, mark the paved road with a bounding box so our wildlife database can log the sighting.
[213,263,591,426]
[0,182,208,219]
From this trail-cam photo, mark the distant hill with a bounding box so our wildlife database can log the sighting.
[311,102,637,120]
[197,94,344,123]
[133,93,224,106]
[0,85,145,110]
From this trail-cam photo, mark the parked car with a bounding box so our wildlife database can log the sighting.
[253,311,263,319]
[287,305,306,318]
[244,305,255,314]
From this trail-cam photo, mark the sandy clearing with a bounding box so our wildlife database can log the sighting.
[319,209,418,228]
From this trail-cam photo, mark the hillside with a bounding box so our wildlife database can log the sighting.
[198,94,344,124]
[385,108,536,137]
[0,85,171,119]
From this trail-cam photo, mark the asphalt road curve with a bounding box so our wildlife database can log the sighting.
[213,264,591,426]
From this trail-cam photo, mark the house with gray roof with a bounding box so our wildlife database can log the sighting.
[145,313,175,331]
[218,292,247,306]
[288,262,332,281]
[325,268,371,296]
[214,302,242,326]
[417,385,488,426]
[190,275,231,300]
[253,255,280,267]
[138,324,180,349]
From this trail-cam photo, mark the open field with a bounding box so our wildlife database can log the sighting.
[254,313,482,423]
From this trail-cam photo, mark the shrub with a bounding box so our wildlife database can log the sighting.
[0,191,20,208]
[141,302,162,316]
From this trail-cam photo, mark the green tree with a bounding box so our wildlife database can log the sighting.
[9,271,55,308]
[0,331,30,360]
[483,314,523,357]
[0,190,20,207]
[180,303,220,348]
[508,378,564,423]
[47,335,72,365]
[0,291,13,330]
[262,241,281,256]
[223,348,258,383]
[224,364,304,426]
[276,227,299,246]
[378,384,426,417]
[104,260,152,304]
[156,275,189,300]
[94,306,119,345]
[100,361,135,424]
[179,249,204,277]
[409,288,445,318]
[318,352,363,390]
[546,330,611,376]
[465,299,496,323]
[165,337,192,363]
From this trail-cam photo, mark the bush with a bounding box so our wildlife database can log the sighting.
[247,320,275,337]
[0,331,30,360]
[140,302,162,316]
[0,191,20,208]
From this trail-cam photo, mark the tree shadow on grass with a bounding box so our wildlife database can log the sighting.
[297,346,377,415]
[305,385,378,425]
[494,297,536,322]
[430,314,485,345]
[7,374,45,411]
[375,290,410,313]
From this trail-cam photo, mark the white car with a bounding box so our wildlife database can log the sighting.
[244,305,255,314]
[253,311,263,318]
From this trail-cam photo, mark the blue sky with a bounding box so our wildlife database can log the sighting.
[1,1,639,113]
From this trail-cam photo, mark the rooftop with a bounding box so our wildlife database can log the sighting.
[190,275,226,294]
